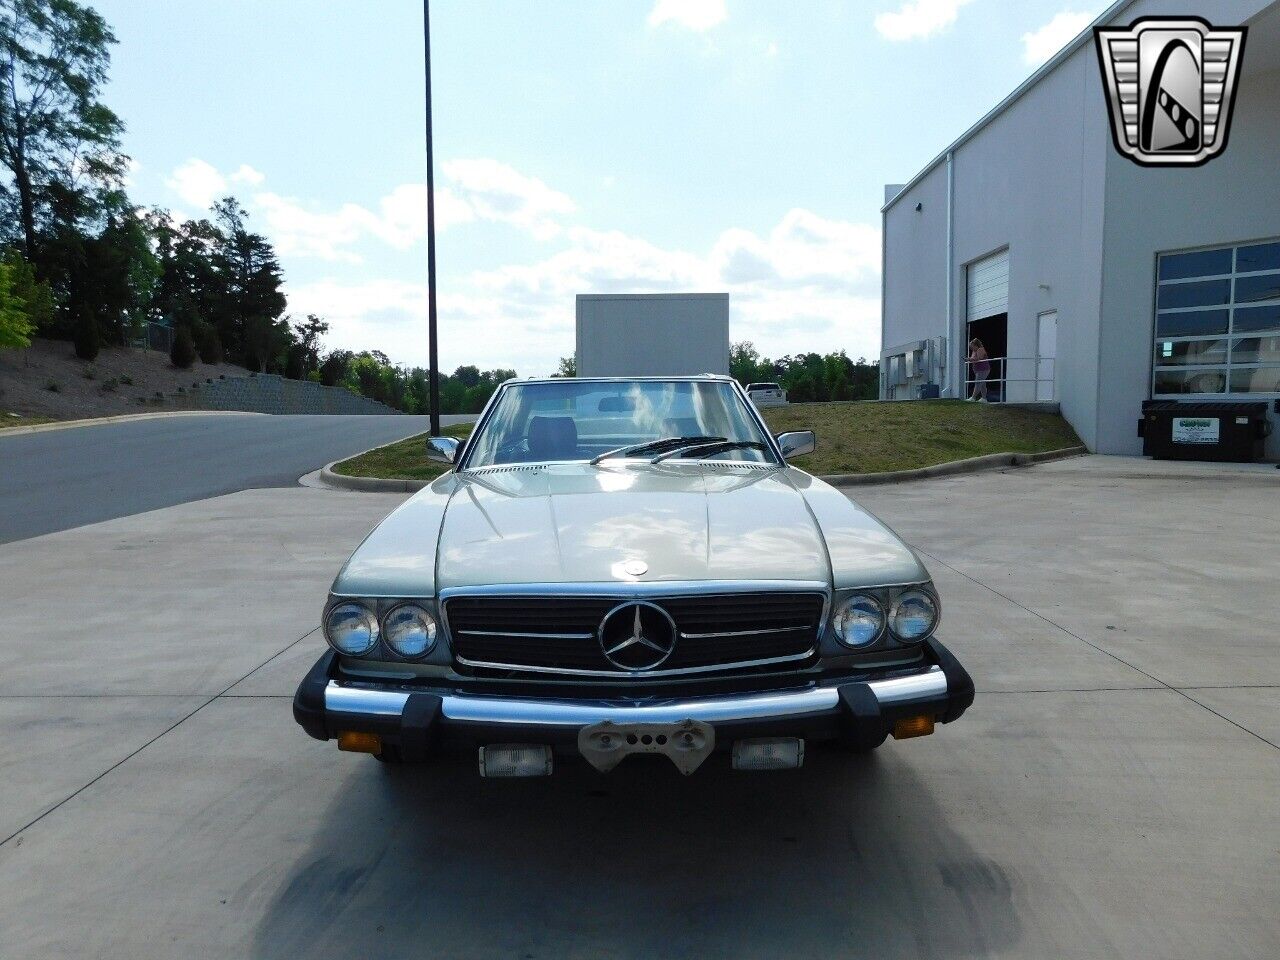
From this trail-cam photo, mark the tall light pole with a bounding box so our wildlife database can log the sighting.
[423,0,442,436]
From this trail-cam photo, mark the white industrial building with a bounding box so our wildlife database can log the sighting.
[880,0,1280,456]
[576,293,730,377]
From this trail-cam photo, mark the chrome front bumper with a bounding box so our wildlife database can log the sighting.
[323,665,948,727]
[294,637,974,756]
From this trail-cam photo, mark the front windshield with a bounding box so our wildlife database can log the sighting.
[462,380,775,468]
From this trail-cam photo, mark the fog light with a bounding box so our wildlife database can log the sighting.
[731,738,805,771]
[337,731,382,754]
[892,715,935,740]
[479,744,553,778]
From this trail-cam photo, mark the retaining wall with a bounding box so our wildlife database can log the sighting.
[183,374,401,415]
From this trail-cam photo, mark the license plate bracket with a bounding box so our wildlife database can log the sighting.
[578,719,715,775]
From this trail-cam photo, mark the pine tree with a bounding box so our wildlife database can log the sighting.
[170,324,196,368]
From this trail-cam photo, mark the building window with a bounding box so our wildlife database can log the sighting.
[1153,239,1280,396]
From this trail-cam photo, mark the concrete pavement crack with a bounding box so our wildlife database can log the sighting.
[917,548,1280,752]
[0,627,319,849]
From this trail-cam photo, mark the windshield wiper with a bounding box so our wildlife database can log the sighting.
[590,435,726,465]
[650,440,771,463]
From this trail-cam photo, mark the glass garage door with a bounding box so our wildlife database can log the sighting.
[1153,240,1280,397]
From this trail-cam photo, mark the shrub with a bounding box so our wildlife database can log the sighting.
[170,325,197,369]
[101,377,119,392]
[196,326,222,365]
[82,367,97,380]
[119,374,133,386]
[44,379,60,393]
[74,307,100,361]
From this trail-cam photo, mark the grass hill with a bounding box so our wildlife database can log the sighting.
[0,338,248,422]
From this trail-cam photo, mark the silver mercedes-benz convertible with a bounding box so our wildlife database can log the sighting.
[294,375,973,776]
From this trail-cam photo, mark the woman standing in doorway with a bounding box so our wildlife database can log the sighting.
[968,338,991,401]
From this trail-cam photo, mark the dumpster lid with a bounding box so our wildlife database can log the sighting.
[1142,400,1268,414]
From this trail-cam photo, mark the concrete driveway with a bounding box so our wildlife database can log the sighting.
[0,457,1275,959]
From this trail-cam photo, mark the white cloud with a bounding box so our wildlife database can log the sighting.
[165,158,228,211]
[441,158,575,241]
[230,163,266,186]
[292,207,883,376]
[874,0,974,41]
[163,157,567,262]
[1021,10,1097,65]
[252,184,473,263]
[648,0,727,32]
[165,158,882,374]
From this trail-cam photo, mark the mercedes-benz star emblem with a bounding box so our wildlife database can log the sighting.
[598,601,677,671]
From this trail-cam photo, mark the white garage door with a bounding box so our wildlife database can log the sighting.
[966,249,1009,321]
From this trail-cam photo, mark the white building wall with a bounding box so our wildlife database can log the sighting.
[882,0,1277,455]
[1098,0,1280,455]
[882,37,1110,447]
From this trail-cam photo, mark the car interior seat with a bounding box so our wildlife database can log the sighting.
[527,416,579,460]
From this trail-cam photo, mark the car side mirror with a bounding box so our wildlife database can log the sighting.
[426,436,460,464]
[775,430,815,459]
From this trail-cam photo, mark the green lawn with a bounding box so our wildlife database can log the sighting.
[332,421,473,481]
[330,401,1081,481]
[0,414,58,430]
[766,400,1081,475]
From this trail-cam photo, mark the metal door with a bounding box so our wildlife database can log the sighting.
[1036,310,1057,401]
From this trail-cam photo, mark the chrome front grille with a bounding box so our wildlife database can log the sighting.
[444,592,824,676]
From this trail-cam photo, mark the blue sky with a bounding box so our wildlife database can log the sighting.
[94,0,1105,375]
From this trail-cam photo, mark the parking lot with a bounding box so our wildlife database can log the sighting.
[1,456,1276,959]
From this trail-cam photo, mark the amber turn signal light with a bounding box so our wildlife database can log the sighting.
[337,731,382,754]
[892,715,935,740]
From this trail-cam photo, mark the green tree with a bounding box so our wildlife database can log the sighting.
[0,0,126,259]
[72,301,97,359]
[0,249,51,339]
[195,323,221,364]
[0,257,35,346]
[291,313,328,373]
[169,323,195,368]
[787,369,815,403]
[554,355,576,377]
[452,364,480,388]
[318,349,351,387]
[730,341,772,386]
[213,198,286,365]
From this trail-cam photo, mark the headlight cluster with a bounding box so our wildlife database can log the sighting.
[831,586,939,649]
[324,600,438,660]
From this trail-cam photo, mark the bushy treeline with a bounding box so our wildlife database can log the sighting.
[730,342,878,402]
[0,0,493,414]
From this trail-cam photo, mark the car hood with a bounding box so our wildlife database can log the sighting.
[332,463,926,597]
[432,462,823,588]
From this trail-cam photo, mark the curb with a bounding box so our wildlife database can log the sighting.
[0,409,265,438]
[820,446,1088,487]
[317,461,431,493]
[315,444,1090,494]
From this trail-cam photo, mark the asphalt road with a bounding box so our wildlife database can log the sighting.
[0,413,469,544]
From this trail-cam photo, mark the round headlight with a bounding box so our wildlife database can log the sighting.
[889,589,939,642]
[833,594,885,648]
[383,603,438,659]
[324,602,379,656]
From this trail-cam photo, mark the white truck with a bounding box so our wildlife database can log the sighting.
[746,382,788,407]
[575,293,729,377]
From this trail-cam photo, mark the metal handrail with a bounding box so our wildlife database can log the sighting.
[965,355,1055,401]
